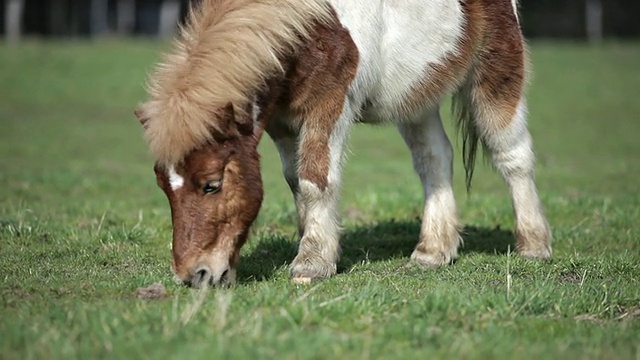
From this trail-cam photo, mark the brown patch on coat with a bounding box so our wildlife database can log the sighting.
[283,14,359,190]
[155,105,264,282]
[471,0,527,129]
[402,0,486,113]
[415,0,526,189]
[262,76,300,141]
[404,0,525,131]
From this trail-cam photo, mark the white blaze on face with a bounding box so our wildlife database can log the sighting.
[511,0,520,23]
[167,165,184,190]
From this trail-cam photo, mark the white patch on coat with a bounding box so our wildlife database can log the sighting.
[167,165,184,190]
[329,0,465,120]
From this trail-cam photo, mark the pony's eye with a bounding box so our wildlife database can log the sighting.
[203,180,222,194]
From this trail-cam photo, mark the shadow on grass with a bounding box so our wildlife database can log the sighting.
[237,220,515,283]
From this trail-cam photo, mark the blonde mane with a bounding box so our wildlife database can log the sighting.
[139,0,332,165]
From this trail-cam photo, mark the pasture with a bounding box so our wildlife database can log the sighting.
[1,40,639,359]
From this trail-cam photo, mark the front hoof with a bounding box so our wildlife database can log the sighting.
[292,277,312,285]
[290,255,336,283]
[516,227,552,260]
[410,248,455,268]
[517,245,552,260]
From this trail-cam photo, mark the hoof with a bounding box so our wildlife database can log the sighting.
[292,277,313,285]
[517,245,552,260]
[290,255,336,282]
[516,227,552,260]
[410,248,456,268]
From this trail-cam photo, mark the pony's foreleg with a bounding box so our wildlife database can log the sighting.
[290,100,355,281]
[398,108,461,267]
[272,135,306,238]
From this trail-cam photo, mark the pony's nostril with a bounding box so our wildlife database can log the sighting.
[220,269,229,281]
[190,267,210,288]
[217,268,234,287]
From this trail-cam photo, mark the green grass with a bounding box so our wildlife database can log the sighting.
[1,40,639,359]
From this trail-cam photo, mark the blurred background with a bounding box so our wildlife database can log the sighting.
[1,0,639,42]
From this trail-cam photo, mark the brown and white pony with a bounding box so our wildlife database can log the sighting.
[135,0,551,287]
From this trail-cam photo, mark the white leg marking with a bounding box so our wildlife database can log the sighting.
[484,100,551,257]
[291,98,357,279]
[298,179,341,265]
[168,165,184,190]
[398,107,461,267]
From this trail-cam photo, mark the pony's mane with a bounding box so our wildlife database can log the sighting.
[139,0,332,165]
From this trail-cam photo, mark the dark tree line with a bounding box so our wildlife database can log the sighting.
[1,0,189,41]
[2,0,639,43]
[521,0,640,39]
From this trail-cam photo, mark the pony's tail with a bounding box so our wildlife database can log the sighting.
[452,85,481,192]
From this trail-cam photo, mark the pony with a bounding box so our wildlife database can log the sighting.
[135,0,552,287]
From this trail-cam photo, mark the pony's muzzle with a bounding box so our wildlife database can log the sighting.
[185,264,235,288]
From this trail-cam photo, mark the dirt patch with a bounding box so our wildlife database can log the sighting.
[574,314,602,323]
[557,271,582,284]
[136,282,168,300]
[616,306,640,321]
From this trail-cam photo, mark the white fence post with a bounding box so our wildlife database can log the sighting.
[49,0,68,35]
[90,0,109,36]
[116,0,136,34]
[586,0,603,43]
[158,0,181,38]
[5,0,25,44]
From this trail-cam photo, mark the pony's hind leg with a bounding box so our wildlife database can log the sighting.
[474,97,552,258]
[398,108,461,267]
[459,41,552,258]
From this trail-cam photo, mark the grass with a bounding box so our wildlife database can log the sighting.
[1,39,639,359]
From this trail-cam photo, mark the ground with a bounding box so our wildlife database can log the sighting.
[0,40,639,359]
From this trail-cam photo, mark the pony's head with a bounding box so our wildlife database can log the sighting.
[136,103,263,287]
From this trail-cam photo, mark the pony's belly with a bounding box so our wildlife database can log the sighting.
[330,0,466,121]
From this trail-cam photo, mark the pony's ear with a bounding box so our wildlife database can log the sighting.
[134,104,150,129]
[216,102,253,139]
